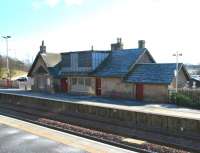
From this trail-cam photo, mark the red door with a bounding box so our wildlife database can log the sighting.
[96,78,101,96]
[61,78,68,92]
[136,84,144,100]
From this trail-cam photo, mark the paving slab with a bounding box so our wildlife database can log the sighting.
[0,114,134,153]
[0,124,87,153]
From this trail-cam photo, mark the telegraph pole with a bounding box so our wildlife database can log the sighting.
[173,51,182,93]
[2,36,11,79]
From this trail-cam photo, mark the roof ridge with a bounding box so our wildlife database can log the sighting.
[60,48,145,54]
[61,50,110,54]
[136,63,183,65]
[126,63,186,84]
[43,52,60,54]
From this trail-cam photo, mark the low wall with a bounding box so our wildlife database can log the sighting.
[0,92,199,142]
[0,80,18,88]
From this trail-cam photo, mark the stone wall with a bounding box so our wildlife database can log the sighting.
[31,55,48,75]
[137,51,154,64]
[169,68,188,89]
[143,84,169,102]
[101,78,134,99]
[0,92,199,143]
[31,55,53,93]
[32,74,54,93]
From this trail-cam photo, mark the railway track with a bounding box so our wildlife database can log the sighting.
[0,104,191,153]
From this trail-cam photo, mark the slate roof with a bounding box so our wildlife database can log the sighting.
[28,53,61,77]
[59,71,91,77]
[94,48,146,77]
[126,63,183,84]
[48,66,60,77]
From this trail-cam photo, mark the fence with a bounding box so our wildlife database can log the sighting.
[178,88,200,104]
[0,79,32,90]
[0,80,18,88]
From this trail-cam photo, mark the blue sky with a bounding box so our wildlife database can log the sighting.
[0,0,200,64]
[0,0,110,35]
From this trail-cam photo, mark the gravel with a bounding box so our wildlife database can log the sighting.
[38,118,190,153]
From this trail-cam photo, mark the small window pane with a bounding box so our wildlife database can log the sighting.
[72,78,77,85]
[78,78,84,85]
[62,54,70,67]
[85,78,91,86]
[78,52,92,67]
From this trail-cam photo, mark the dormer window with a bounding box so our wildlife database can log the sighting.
[78,52,92,67]
[62,54,70,67]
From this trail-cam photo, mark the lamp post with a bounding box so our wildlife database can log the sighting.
[173,51,182,93]
[2,36,11,79]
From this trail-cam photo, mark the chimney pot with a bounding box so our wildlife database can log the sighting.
[39,40,46,54]
[111,38,123,51]
[138,40,145,49]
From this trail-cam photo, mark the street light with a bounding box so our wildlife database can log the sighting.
[173,51,182,93]
[2,35,11,79]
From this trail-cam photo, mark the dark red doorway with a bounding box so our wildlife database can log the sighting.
[96,78,101,96]
[136,84,144,100]
[61,78,68,92]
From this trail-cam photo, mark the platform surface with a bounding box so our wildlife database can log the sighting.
[0,89,200,120]
[0,114,134,153]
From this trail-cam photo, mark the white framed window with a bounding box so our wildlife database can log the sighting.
[71,77,91,87]
[47,78,51,86]
[38,77,45,89]
[85,78,91,86]
[78,78,84,85]
[72,78,77,85]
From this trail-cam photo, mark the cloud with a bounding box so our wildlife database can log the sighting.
[32,0,84,9]
[45,0,60,8]
[64,0,84,6]
[32,0,60,9]
[25,0,200,64]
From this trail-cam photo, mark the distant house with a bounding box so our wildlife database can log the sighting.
[189,77,200,88]
[28,39,190,103]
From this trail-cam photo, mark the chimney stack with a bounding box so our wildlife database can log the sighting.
[111,38,123,51]
[138,40,145,49]
[39,40,46,54]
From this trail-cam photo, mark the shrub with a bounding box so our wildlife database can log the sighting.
[171,92,200,109]
[170,92,177,103]
[175,93,193,107]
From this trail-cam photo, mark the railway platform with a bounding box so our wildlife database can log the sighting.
[0,89,199,152]
[0,114,134,153]
[0,89,199,120]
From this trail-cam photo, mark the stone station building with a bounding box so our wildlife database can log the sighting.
[28,39,190,103]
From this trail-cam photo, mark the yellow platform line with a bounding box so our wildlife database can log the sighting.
[0,115,125,153]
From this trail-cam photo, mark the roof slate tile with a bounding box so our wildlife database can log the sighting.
[126,63,183,84]
[94,48,146,77]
